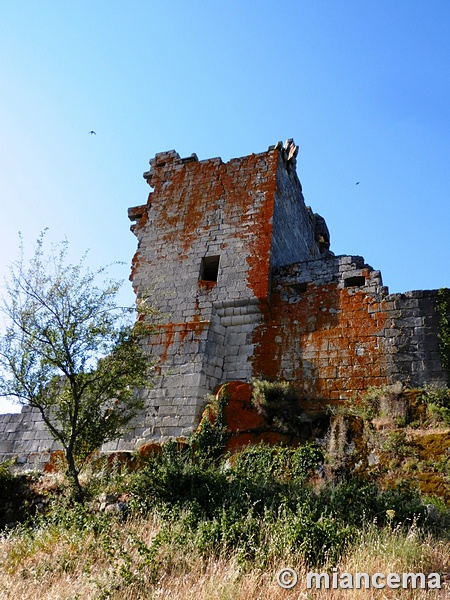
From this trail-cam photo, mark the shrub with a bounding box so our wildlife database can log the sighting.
[292,442,324,480]
[273,505,355,565]
[420,385,450,426]
[251,379,303,434]
[317,479,425,529]
[128,438,435,568]
[0,462,33,529]
[347,383,406,421]
[189,390,229,461]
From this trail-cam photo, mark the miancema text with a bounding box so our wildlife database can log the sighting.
[307,570,441,590]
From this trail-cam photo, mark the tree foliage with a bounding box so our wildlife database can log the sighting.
[0,232,156,497]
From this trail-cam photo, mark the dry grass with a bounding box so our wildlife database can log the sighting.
[0,515,449,600]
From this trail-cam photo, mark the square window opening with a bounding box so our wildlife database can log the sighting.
[344,276,366,288]
[200,255,220,282]
[290,282,308,294]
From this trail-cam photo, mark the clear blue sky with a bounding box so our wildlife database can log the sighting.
[1,1,450,412]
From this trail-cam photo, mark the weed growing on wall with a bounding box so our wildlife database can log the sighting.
[419,386,450,427]
[189,388,229,460]
[251,379,303,434]
[437,287,450,380]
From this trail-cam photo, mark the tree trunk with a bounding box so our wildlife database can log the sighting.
[65,447,84,502]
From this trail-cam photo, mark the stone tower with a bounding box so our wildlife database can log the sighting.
[126,140,330,442]
[0,139,446,465]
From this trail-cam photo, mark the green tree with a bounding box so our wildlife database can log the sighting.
[0,233,155,499]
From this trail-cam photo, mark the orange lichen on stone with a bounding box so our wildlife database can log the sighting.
[138,442,163,459]
[220,151,279,299]
[156,317,209,362]
[197,381,303,453]
[197,280,216,291]
[252,281,389,404]
[42,450,66,473]
[137,149,281,299]
[220,381,266,432]
[152,162,219,253]
[159,323,177,363]
[129,249,144,285]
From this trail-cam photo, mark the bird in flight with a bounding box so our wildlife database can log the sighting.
[88,131,96,135]
[356,181,360,185]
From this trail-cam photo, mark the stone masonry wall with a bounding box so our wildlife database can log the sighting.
[251,256,447,413]
[106,140,325,450]
[0,140,447,465]
[384,290,445,386]
[0,406,60,467]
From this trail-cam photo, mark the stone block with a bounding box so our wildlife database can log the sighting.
[230,315,248,326]
[0,441,15,453]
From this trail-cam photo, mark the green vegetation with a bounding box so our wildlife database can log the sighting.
[342,383,450,428]
[1,427,450,598]
[437,287,450,379]
[0,232,157,498]
[329,383,450,504]
[251,379,303,434]
[421,385,450,426]
[1,382,450,597]
[0,461,32,529]
[189,387,229,460]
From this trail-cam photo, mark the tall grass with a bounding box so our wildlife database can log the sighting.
[0,441,449,599]
[1,516,448,599]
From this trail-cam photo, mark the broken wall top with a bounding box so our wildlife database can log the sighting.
[128,140,328,317]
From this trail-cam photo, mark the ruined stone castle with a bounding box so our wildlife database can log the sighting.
[0,139,447,465]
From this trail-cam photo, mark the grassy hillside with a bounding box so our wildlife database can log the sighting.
[1,383,450,599]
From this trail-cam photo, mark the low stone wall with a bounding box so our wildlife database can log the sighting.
[0,406,60,469]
